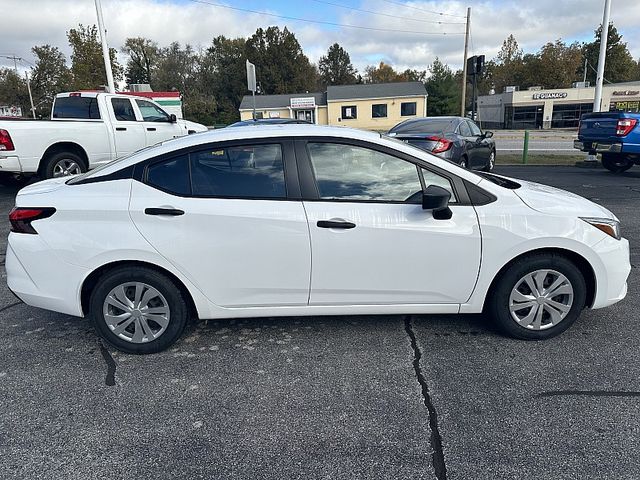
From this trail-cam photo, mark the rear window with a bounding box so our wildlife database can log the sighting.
[391,118,454,135]
[53,97,101,120]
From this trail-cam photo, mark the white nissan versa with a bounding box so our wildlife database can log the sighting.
[6,126,630,354]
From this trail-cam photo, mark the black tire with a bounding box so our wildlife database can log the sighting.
[482,149,496,172]
[90,266,189,354]
[459,155,468,169]
[42,151,87,179]
[601,153,633,173]
[487,253,587,340]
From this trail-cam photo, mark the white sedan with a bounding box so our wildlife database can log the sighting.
[6,125,630,354]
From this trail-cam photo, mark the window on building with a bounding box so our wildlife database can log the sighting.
[111,98,137,121]
[507,105,544,129]
[307,142,422,202]
[341,105,357,120]
[190,144,286,198]
[401,102,417,116]
[372,104,388,118]
[551,103,593,128]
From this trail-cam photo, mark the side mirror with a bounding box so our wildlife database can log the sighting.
[422,185,452,220]
[169,114,177,123]
[483,130,494,138]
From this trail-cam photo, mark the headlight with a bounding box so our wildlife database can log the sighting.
[580,217,621,240]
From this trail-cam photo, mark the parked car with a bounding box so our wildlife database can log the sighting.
[388,116,496,171]
[228,118,313,127]
[574,111,640,172]
[0,92,208,179]
[7,125,629,354]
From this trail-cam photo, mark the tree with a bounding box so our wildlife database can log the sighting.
[0,68,30,115]
[67,24,123,90]
[245,27,317,94]
[318,43,357,86]
[425,58,459,115]
[536,40,582,89]
[200,35,247,124]
[30,45,72,116]
[581,24,637,84]
[122,37,160,87]
[364,62,402,83]
[497,34,522,64]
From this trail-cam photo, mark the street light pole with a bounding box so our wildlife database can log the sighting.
[593,0,611,113]
[94,0,116,93]
[460,7,471,117]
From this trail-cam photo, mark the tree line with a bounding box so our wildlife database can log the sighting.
[0,23,638,124]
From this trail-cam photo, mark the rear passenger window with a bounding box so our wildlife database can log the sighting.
[190,144,285,198]
[147,155,191,195]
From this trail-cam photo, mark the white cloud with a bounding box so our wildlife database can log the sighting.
[1,0,638,79]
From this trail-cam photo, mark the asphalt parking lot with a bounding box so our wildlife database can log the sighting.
[1,165,639,480]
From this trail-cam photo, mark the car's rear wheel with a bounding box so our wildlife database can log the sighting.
[601,153,633,173]
[43,151,87,179]
[459,155,468,168]
[487,254,586,340]
[90,266,188,354]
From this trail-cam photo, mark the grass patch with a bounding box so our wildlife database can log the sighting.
[496,153,585,165]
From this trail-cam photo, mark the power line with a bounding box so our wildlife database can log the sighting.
[186,0,465,35]
[308,0,466,25]
[377,0,467,18]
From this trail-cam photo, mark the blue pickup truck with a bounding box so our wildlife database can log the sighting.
[574,111,640,172]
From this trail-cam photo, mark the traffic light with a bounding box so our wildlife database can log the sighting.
[466,55,485,76]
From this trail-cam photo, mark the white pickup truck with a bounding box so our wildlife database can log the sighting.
[0,92,207,178]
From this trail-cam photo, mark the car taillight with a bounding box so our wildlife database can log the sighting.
[426,136,453,154]
[616,119,637,136]
[9,207,56,234]
[0,129,14,151]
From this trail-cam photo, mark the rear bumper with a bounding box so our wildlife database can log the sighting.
[0,154,23,173]
[6,233,87,317]
[573,140,622,153]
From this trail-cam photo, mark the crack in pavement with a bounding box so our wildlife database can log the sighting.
[404,315,447,480]
[98,341,117,386]
[0,300,22,313]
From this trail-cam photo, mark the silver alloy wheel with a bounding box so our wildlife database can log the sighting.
[508,269,574,330]
[52,159,82,177]
[460,158,468,168]
[102,282,171,343]
[488,151,495,170]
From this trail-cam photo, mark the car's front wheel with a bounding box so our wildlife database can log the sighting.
[482,150,495,172]
[487,254,586,340]
[90,266,189,354]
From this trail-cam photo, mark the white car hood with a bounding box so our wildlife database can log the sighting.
[179,119,208,133]
[513,178,616,220]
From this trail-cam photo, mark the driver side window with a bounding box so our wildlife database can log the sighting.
[307,142,422,202]
[135,99,170,122]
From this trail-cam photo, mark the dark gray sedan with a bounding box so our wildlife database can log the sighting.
[388,116,496,171]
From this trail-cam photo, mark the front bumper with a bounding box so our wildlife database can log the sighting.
[574,140,623,153]
[590,236,631,309]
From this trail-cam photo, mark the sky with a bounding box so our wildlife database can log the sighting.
[1,0,639,77]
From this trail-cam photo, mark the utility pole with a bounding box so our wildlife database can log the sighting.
[583,58,588,84]
[94,0,116,93]
[593,0,611,113]
[25,72,36,119]
[460,7,471,117]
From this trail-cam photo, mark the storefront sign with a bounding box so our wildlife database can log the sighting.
[612,90,640,96]
[532,92,568,100]
[0,105,22,117]
[290,97,315,109]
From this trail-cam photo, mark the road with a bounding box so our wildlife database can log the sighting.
[1,166,639,479]
[493,130,577,155]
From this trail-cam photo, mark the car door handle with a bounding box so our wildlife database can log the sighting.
[145,207,185,216]
[147,127,157,131]
[116,127,127,131]
[317,220,356,229]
